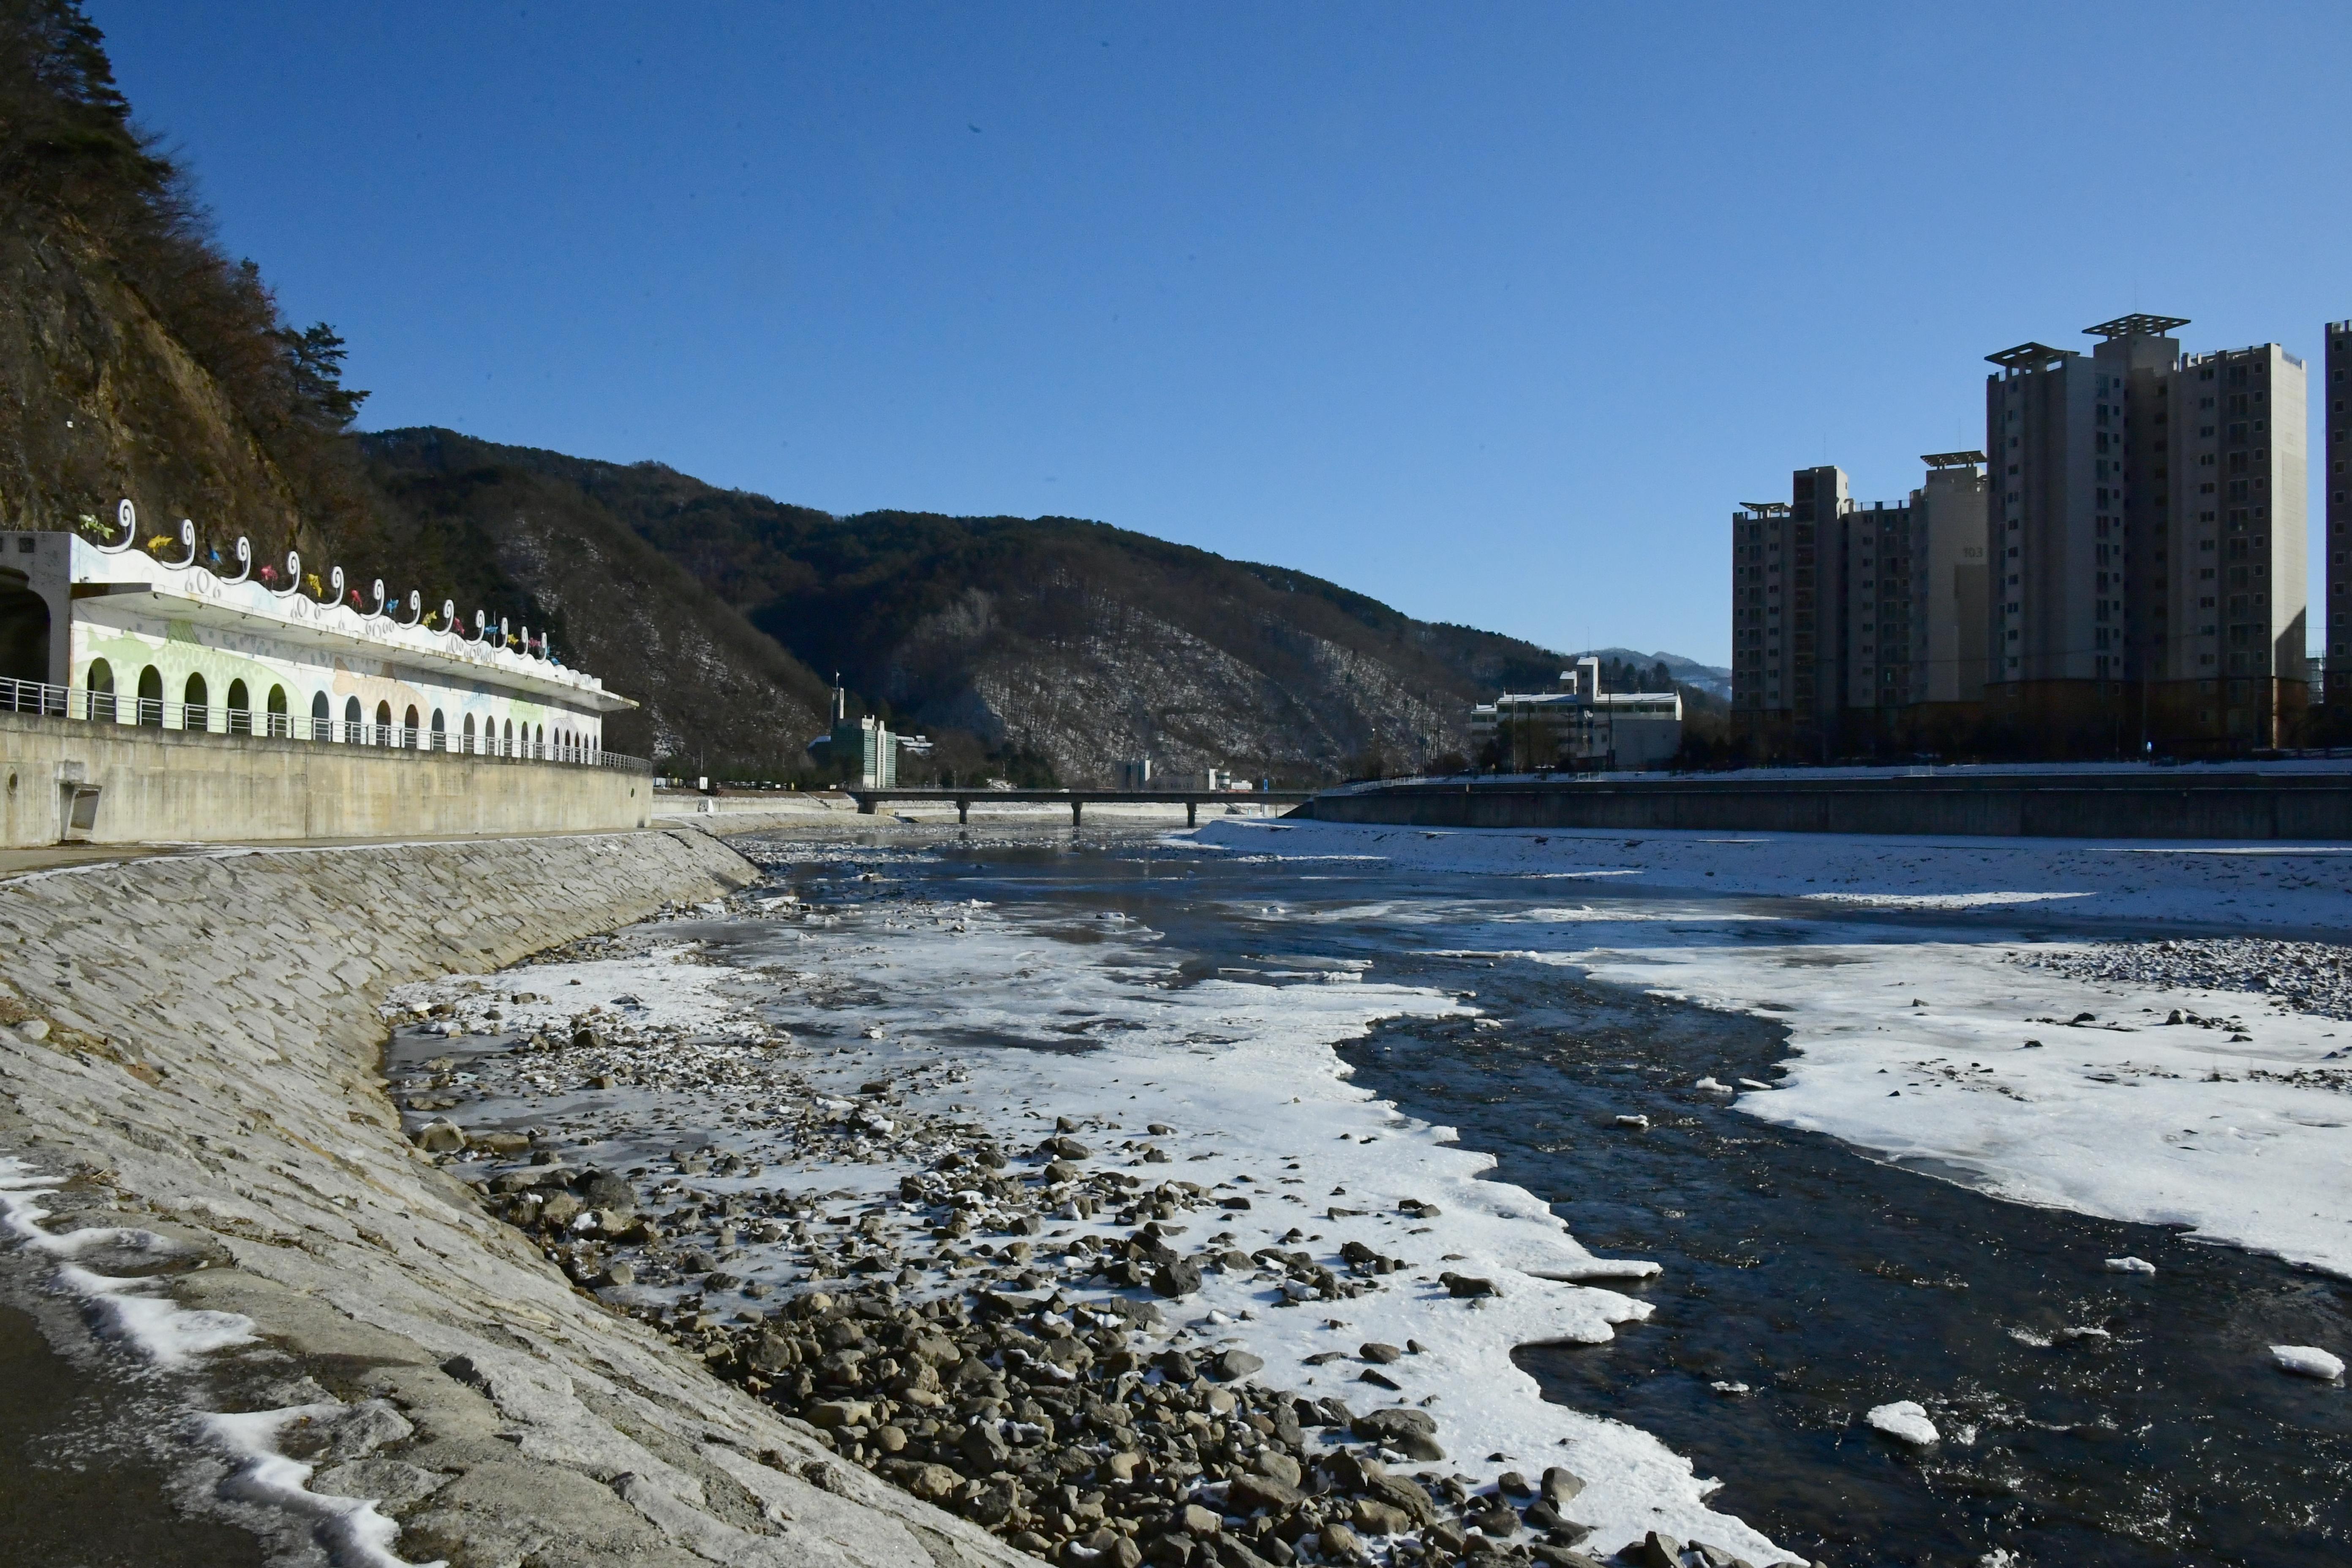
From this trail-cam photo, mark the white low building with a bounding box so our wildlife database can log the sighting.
[1470,655,1683,770]
[0,505,632,758]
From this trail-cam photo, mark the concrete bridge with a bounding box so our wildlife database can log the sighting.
[846,787,1317,825]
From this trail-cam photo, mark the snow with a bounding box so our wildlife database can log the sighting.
[2271,1345,2346,1381]
[207,1406,433,1568]
[1194,818,2352,1278]
[1864,1401,1940,1446]
[0,1161,256,1366]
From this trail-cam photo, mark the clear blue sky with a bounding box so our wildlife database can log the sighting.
[96,2,2352,665]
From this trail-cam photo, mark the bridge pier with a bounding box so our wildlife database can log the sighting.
[1070,800,1083,827]
[956,798,969,824]
[855,795,877,815]
[1186,800,1196,827]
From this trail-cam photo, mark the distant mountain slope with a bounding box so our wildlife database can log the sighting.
[361,431,832,768]
[1575,647,1733,698]
[361,429,1573,785]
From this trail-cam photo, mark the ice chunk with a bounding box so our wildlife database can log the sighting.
[1865,1401,1939,1445]
[1693,1077,1733,1093]
[2271,1345,2345,1381]
[2104,1256,2156,1275]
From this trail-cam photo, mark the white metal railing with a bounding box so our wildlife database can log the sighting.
[0,676,650,773]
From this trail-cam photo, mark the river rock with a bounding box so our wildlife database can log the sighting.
[1623,1532,1687,1568]
[411,1119,465,1152]
[1319,1522,1367,1562]
[1207,1348,1263,1381]
[1152,1258,1204,1297]
[1254,1451,1302,1489]
[1228,1473,1301,1512]
[1178,1503,1222,1536]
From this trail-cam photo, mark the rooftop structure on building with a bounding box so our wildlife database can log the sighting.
[0,504,631,758]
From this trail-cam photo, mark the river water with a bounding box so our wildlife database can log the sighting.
[759,826,2351,1568]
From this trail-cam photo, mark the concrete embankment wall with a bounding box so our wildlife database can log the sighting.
[0,710,651,848]
[1300,770,2352,840]
[0,827,1031,1568]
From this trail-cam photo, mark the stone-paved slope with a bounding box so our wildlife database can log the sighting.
[0,829,1033,1568]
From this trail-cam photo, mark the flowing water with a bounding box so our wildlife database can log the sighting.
[763,827,2351,1568]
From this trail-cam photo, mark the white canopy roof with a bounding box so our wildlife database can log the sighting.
[69,533,635,714]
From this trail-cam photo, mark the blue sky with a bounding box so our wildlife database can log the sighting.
[97,3,2352,665]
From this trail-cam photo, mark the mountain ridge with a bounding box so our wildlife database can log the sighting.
[358,427,1583,784]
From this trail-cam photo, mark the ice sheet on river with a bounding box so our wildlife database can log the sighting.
[1200,818,2352,1279]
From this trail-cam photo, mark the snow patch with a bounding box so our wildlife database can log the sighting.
[2271,1345,2345,1381]
[1865,1401,1940,1445]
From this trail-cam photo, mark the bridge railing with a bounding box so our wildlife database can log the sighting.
[0,676,651,773]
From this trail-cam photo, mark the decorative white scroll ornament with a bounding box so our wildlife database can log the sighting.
[441,600,456,636]
[169,519,196,568]
[370,578,387,618]
[272,551,302,599]
[98,498,137,554]
[326,566,345,607]
[402,590,422,626]
[221,537,252,584]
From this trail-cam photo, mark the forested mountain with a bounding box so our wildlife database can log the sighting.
[360,430,1577,784]
[1,1,1590,784]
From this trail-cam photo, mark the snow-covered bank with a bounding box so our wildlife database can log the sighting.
[397,844,1799,1566]
[1195,818,2352,1279]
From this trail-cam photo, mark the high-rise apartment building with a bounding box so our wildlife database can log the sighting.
[1982,316,2305,749]
[1730,466,1846,753]
[1732,456,1987,755]
[1843,496,1914,712]
[1916,454,1990,703]
[2325,323,2352,702]
[2158,343,2306,740]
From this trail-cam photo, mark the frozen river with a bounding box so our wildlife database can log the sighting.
[388,819,2352,1567]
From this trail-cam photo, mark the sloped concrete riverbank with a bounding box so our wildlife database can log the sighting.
[0,827,1034,1567]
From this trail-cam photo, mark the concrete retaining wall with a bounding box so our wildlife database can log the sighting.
[0,828,1032,1567]
[0,709,650,847]
[1303,770,2352,840]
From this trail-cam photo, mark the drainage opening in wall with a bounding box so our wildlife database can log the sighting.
[59,782,100,842]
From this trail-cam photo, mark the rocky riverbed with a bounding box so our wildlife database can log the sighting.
[386,846,1798,1568]
[2009,937,2352,1021]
